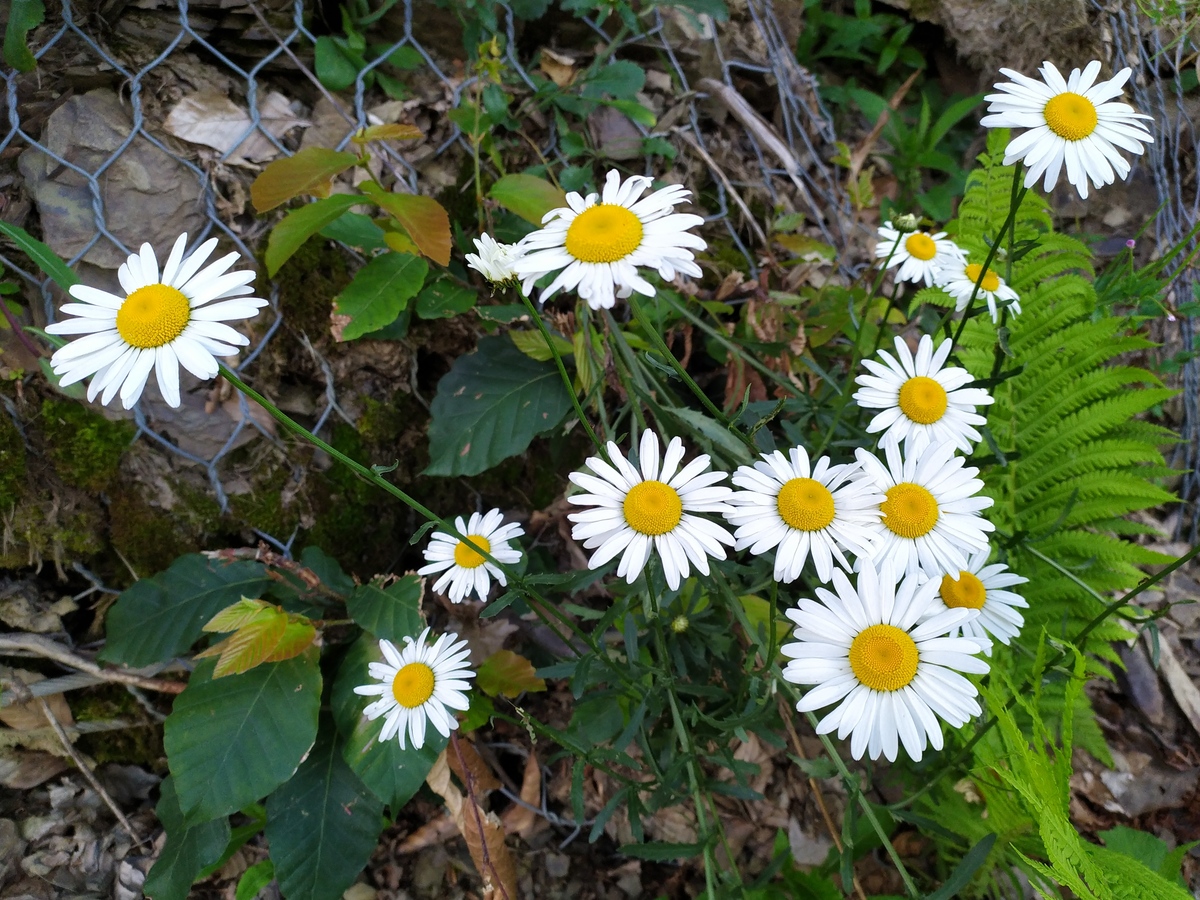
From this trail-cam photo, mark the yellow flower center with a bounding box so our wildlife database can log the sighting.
[897,376,949,425]
[881,482,939,539]
[115,283,191,349]
[454,534,491,569]
[849,624,919,692]
[1043,91,1099,141]
[776,477,836,532]
[391,662,435,708]
[963,263,1000,294]
[904,233,937,261]
[623,480,683,536]
[940,570,987,610]
[564,204,645,263]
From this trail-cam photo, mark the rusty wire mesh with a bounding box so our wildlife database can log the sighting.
[0,0,849,552]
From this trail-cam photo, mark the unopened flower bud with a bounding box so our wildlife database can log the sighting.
[671,615,690,634]
[893,213,920,233]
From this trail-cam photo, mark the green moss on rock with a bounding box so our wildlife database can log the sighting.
[0,410,26,509]
[39,398,134,491]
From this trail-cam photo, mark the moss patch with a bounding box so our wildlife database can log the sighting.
[267,239,352,338]
[39,398,134,491]
[107,491,197,575]
[0,410,26,509]
[74,684,164,768]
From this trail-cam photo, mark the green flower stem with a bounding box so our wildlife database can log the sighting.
[625,293,758,452]
[602,311,654,433]
[217,364,608,666]
[517,291,607,454]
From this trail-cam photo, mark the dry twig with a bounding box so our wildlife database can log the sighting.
[677,129,770,249]
[847,69,921,185]
[0,634,185,694]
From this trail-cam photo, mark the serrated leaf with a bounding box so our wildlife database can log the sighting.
[583,60,646,100]
[101,556,270,667]
[425,335,572,476]
[510,329,572,362]
[2,0,44,73]
[415,274,476,319]
[353,123,422,143]
[202,597,273,633]
[346,575,424,642]
[251,148,359,212]
[206,614,289,678]
[0,219,78,292]
[334,252,428,340]
[264,722,384,900]
[330,636,445,808]
[476,649,547,698]
[164,654,321,825]
[265,194,362,276]
[488,174,567,225]
[144,776,230,900]
[361,182,451,265]
[263,621,318,663]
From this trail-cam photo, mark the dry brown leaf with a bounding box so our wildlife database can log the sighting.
[501,751,545,840]
[163,90,308,163]
[539,49,577,87]
[447,736,501,794]
[396,812,458,853]
[426,747,519,900]
[0,668,74,733]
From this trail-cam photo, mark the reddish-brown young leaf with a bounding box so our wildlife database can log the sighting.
[202,597,272,633]
[352,123,422,144]
[476,650,547,699]
[262,621,318,663]
[251,147,359,212]
[361,182,451,265]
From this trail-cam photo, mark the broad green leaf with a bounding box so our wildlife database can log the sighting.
[164,654,321,825]
[203,598,272,633]
[0,220,78,292]
[345,575,423,643]
[510,329,572,362]
[100,555,270,667]
[264,621,318,663]
[264,723,384,900]
[360,182,451,265]
[488,174,567,225]
[2,0,44,72]
[330,636,445,809]
[606,98,656,128]
[235,861,274,900]
[334,252,428,340]
[299,545,356,596]
[265,194,362,276]
[383,231,420,255]
[582,60,645,100]
[320,212,387,252]
[415,274,476,320]
[313,36,359,90]
[425,335,572,476]
[251,148,359,212]
[143,777,230,900]
[476,649,546,698]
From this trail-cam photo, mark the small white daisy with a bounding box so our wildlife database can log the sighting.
[854,441,995,580]
[875,222,965,287]
[465,234,523,284]
[981,61,1153,199]
[927,549,1028,656]
[782,558,989,762]
[853,334,995,455]
[511,169,705,310]
[353,629,474,750]
[936,256,1021,323]
[567,430,733,591]
[725,446,882,584]
[46,233,266,409]
[417,509,524,604]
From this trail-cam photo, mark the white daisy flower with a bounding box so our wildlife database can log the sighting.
[853,334,995,455]
[725,446,882,584]
[567,430,733,591]
[854,441,995,580]
[980,61,1153,200]
[782,558,989,762]
[927,549,1028,656]
[417,509,524,604]
[875,222,965,287]
[465,234,523,284]
[46,233,266,410]
[511,169,705,310]
[936,256,1021,323]
[353,629,474,750]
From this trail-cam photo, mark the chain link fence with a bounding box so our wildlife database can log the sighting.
[0,0,849,554]
[1096,0,1200,539]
